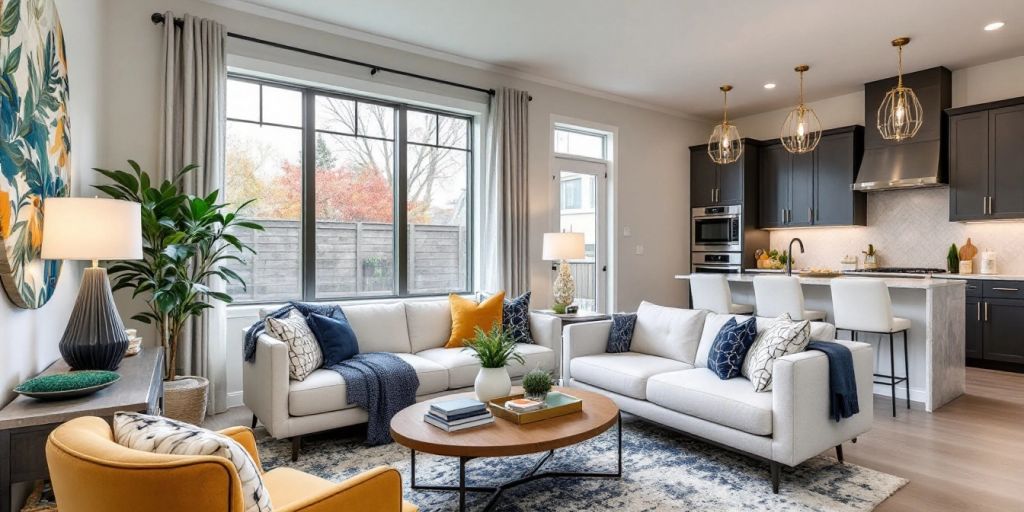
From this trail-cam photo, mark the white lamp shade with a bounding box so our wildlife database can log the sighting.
[542,232,585,260]
[41,198,143,261]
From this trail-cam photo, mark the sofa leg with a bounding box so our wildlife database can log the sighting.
[291,436,301,462]
[770,461,781,494]
[251,414,258,429]
[851,437,857,444]
[835,444,844,464]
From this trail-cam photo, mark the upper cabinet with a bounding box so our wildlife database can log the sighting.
[948,97,1024,221]
[689,140,760,208]
[758,126,866,228]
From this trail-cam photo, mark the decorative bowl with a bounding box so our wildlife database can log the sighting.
[14,371,121,400]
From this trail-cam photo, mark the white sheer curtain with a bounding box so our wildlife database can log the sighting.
[479,87,531,295]
[159,12,228,414]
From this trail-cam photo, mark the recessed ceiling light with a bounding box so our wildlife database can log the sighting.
[985,21,1005,31]
[763,83,777,90]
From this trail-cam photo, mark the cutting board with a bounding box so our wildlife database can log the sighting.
[959,238,978,261]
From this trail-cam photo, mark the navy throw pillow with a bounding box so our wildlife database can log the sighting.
[606,313,637,353]
[290,301,345,321]
[306,312,359,366]
[503,291,533,344]
[708,317,758,380]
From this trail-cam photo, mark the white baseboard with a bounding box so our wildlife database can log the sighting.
[872,383,925,404]
[227,390,244,409]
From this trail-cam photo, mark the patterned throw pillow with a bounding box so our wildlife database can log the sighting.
[606,313,637,353]
[503,291,533,344]
[707,317,758,380]
[741,314,811,392]
[266,311,323,381]
[113,412,272,512]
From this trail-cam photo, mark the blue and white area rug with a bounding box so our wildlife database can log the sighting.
[256,417,906,511]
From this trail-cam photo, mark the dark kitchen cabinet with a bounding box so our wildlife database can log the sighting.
[758,126,865,228]
[689,141,760,208]
[948,97,1024,221]
[965,280,1024,371]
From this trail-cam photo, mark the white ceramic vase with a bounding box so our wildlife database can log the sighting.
[474,367,511,402]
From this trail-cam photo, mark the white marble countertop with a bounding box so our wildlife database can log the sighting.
[740,268,1024,281]
[674,273,965,289]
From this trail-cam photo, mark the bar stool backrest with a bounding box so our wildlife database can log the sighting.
[753,275,807,320]
[690,274,733,314]
[830,278,895,332]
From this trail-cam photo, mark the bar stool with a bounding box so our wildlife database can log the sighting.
[752,275,827,321]
[689,274,754,314]
[830,278,910,417]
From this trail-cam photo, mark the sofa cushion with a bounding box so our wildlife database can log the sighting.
[503,291,534,344]
[306,312,359,366]
[646,368,774,436]
[417,343,554,388]
[266,311,322,381]
[570,352,693,400]
[447,292,505,348]
[629,301,707,364]
[288,353,447,416]
[742,314,811,392]
[406,300,453,353]
[341,302,412,354]
[707,316,758,380]
[606,313,637,353]
[695,313,837,368]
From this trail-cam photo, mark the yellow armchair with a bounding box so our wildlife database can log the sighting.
[45,416,418,512]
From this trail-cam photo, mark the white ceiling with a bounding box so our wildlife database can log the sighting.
[232,0,1024,119]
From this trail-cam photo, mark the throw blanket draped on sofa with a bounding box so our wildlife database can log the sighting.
[327,353,419,445]
[806,341,860,421]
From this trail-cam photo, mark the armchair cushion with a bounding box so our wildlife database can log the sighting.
[570,352,692,399]
[112,412,272,512]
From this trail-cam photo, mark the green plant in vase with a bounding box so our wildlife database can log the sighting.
[463,325,524,402]
[522,368,553,402]
[947,243,960,274]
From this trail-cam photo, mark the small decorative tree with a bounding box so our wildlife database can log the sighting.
[94,161,263,380]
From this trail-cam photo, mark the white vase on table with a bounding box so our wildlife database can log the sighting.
[474,367,511,402]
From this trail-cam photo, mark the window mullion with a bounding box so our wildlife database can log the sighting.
[301,89,317,301]
[396,106,409,296]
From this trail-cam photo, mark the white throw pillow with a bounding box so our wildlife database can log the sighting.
[266,310,322,381]
[113,412,272,512]
[629,301,707,364]
[741,314,811,392]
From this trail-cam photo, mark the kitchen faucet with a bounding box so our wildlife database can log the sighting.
[787,238,804,276]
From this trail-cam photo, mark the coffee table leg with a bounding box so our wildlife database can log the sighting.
[617,411,623,476]
[410,449,417,487]
[459,456,469,512]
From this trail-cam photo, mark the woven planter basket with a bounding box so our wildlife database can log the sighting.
[163,376,209,425]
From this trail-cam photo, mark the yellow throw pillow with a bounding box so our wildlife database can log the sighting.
[446,292,506,348]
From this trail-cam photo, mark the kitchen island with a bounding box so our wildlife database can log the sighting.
[675,273,966,412]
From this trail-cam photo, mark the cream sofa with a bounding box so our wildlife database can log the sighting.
[244,300,561,459]
[564,302,874,493]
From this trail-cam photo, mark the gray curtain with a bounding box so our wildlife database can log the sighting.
[159,12,228,414]
[480,87,530,296]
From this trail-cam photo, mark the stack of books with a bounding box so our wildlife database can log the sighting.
[424,398,494,432]
[504,398,544,413]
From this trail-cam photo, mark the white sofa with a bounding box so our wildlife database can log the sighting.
[564,302,874,493]
[244,300,561,459]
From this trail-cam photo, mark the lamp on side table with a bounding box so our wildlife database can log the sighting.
[41,197,142,371]
[542,232,585,314]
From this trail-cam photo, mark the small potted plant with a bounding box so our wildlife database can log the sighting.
[462,325,524,402]
[863,244,878,269]
[522,369,553,402]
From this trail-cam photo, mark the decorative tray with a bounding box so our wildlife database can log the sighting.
[799,271,843,278]
[487,391,583,425]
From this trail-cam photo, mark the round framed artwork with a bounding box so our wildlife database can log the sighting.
[0,0,71,309]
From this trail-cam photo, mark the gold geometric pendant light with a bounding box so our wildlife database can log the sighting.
[708,85,743,164]
[877,37,923,141]
[781,65,822,154]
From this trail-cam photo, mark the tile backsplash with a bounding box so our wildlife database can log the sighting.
[767,187,1024,274]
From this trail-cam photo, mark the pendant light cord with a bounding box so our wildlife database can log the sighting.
[897,45,904,88]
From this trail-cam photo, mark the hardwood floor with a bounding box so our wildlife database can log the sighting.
[207,367,1024,510]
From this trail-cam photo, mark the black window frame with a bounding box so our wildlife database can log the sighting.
[226,73,475,304]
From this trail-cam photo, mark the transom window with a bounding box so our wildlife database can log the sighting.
[554,127,606,160]
[224,76,473,303]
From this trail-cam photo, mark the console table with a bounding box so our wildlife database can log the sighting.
[0,348,163,512]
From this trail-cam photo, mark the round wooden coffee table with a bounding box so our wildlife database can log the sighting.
[390,386,621,511]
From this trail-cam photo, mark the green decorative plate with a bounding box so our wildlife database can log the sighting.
[14,371,121,400]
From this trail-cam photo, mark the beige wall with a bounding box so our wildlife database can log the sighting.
[731,55,1024,272]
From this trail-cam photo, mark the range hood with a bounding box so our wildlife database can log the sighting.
[853,67,951,191]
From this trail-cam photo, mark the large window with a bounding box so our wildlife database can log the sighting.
[225,76,472,303]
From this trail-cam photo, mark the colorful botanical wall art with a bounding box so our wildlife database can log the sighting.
[0,0,71,309]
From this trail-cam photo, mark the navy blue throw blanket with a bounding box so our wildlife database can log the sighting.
[243,302,345,362]
[327,353,419,445]
[807,341,860,422]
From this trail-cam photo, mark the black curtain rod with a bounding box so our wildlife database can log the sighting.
[151,12,534,100]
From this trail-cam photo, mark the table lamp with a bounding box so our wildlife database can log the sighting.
[542,232,585,314]
[41,197,142,370]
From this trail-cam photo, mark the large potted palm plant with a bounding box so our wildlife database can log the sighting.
[95,161,263,423]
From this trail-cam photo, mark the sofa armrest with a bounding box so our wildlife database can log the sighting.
[276,466,406,512]
[770,340,874,466]
[243,333,292,439]
[529,312,563,379]
[562,320,612,382]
